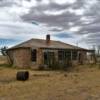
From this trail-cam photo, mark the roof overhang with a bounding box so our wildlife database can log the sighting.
[7,47,30,51]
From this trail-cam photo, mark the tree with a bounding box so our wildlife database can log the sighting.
[0,46,8,56]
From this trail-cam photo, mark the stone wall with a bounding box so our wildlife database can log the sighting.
[7,50,14,64]
[37,48,43,65]
[8,48,88,69]
[30,48,57,69]
[30,48,43,69]
[8,48,31,68]
[8,48,44,69]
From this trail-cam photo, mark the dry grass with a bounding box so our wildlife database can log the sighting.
[0,55,8,64]
[0,65,100,100]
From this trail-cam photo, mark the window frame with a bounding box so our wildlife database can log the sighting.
[58,50,71,61]
[31,49,37,62]
[72,51,77,60]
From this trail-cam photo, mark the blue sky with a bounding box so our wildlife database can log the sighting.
[0,0,100,49]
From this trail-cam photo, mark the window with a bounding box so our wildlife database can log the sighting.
[58,50,65,60]
[44,51,55,65]
[31,49,37,61]
[65,51,71,60]
[58,50,71,61]
[58,50,77,61]
[72,51,77,60]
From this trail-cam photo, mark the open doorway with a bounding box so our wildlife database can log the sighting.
[44,51,55,67]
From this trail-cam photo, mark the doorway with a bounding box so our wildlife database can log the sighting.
[44,51,55,67]
[78,53,83,64]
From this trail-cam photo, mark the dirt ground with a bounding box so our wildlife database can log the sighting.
[0,65,100,100]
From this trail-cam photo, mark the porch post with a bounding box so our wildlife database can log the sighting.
[77,51,79,63]
[71,50,73,63]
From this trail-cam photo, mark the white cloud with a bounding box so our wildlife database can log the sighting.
[69,26,81,32]
[43,9,67,16]
[22,0,37,8]
[9,5,29,16]
[54,0,76,5]
[67,8,85,15]
[0,21,49,40]
[40,0,50,5]
[68,22,74,26]
[84,0,98,10]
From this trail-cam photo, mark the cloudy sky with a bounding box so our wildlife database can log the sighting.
[0,0,100,49]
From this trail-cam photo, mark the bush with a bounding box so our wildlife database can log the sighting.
[0,64,12,67]
[49,61,67,70]
[49,62,61,70]
[38,60,72,71]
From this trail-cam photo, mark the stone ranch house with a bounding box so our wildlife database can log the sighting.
[7,35,95,69]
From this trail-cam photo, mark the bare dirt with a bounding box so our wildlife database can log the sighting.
[0,65,100,100]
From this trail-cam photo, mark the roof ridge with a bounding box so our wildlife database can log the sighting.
[31,38,59,42]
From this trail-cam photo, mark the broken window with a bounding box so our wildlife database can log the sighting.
[65,51,71,60]
[44,51,55,65]
[31,49,37,62]
[58,50,71,60]
[72,51,77,60]
[58,50,65,60]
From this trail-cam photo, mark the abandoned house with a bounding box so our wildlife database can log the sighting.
[7,34,95,69]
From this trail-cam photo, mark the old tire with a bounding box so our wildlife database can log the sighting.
[16,71,29,81]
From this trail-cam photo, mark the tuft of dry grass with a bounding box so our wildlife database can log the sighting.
[0,65,100,100]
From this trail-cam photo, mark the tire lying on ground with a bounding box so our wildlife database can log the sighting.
[16,71,29,81]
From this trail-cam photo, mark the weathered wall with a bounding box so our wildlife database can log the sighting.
[8,48,31,68]
[78,51,87,64]
[37,48,43,65]
[38,49,84,65]
[30,48,43,69]
[31,49,59,69]
[8,48,88,69]
[42,49,58,62]
[14,48,31,68]
[7,50,14,64]
[8,48,44,69]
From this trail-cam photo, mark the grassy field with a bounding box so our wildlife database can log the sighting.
[0,55,8,64]
[0,64,100,100]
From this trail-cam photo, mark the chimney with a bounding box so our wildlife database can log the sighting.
[46,34,50,45]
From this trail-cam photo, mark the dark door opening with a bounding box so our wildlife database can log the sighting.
[44,51,55,67]
[78,53,83,64]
